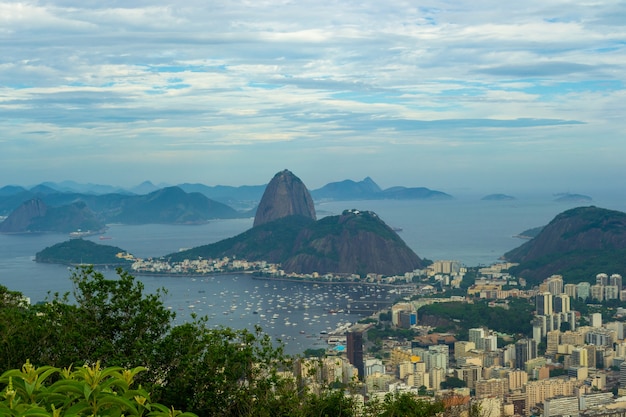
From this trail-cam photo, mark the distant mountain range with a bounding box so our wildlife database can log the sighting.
[0,177,453,232]
[0,186,241,233]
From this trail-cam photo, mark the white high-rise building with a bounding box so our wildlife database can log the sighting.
[591,312,603,328]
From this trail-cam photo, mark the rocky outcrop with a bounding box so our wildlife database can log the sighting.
[0,198,48,233]
[253,170,316,227]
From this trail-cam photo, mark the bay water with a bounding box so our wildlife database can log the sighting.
[1,193,624,355]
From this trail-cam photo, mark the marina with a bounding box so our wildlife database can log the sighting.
[153,273,398,355]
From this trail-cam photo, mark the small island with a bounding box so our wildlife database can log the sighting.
[481,194,516,201]
[554,193,592,203]
[35,239,133,266]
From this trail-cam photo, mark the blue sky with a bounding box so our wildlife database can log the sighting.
[1,1,625,195]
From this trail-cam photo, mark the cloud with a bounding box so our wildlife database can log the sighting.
[477,62,597,77]
[0,0,624,192]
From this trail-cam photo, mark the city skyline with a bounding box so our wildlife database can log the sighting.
[1,1,625,194]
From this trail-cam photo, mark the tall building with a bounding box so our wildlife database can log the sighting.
[536,292,553,315]
[454,341,475,360]
[605,285,619,301]
[611,274,623,291]
[427,345,449,372]
[431,260,461,274]
[484,334,498,352]
[546,275,564,296]
[597,273,609,286]
[508,369,529,390]
[525,378,577,412]
[619,362,626,390]
[572,346,588,367]
[469,328,486,351]
[577,282,591,300]
[455,364,482,389]
[591,284,605,302]
[554,294,570,313]
[475,378,509,399]
[591,312,603,328]
[568,311,577,331]
[515,339,538,370]
[546,330,560,355]
[430,367,445,392]
[346,331,364,380]
[564,284,577,299]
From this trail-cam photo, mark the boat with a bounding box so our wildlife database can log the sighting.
[99,236,112,240]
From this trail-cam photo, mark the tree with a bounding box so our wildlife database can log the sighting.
[152,318,298,417]
[366,392,444,417]
[28,266,175,371]
[0,286,48,370]
[440,376,466,389]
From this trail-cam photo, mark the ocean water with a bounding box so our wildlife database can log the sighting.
[1,194,624,355]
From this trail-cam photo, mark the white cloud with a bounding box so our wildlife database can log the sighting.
[0,0,624,192]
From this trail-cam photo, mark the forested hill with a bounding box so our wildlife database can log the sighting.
[418,299,534,338]
[504,206,626,284]
[35,239,132,266]
[169,210,426,277]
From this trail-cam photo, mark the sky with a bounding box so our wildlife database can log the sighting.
[1,1,625,195]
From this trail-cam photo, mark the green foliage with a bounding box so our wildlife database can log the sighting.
[303,348,327,358]
[0,266,457,417]
[300,389,357,417]
[378,311,392,322]
[41,266,174,368]
[365,392,445,417]
[367,325,415,343]
[169,215,313,263]
[507,249,626,284]
[0,361,196,417]
[418,299,533,337]
[549,368,567,377]
[440,376,466,389]
[460,267,478,290]
[153,319,297,417]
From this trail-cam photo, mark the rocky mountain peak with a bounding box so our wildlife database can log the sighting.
[253,170,316,227]
[0,198,48,233]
